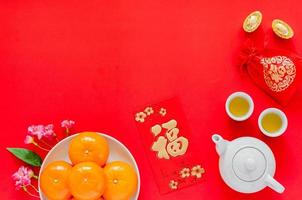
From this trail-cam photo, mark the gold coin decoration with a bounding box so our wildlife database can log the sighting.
[272,19,294,39]
[243,11,262,33]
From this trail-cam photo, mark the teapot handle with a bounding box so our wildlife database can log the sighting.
[265,175,285,193]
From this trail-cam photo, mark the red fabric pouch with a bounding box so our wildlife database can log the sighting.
[240,33,302,105]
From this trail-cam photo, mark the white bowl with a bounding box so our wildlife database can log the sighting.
[38,132,140,200]
[258,108,288,137]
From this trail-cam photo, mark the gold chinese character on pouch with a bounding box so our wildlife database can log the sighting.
[151,119,189,160]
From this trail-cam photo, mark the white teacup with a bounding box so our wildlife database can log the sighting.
[258,108,288,137]
[225,92,254,121]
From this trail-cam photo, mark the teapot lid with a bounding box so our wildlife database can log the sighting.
[219,137,276,193]
[232,147,266,182]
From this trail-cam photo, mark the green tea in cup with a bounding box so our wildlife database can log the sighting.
[229,97,250,117]
[226,92,254,121]
[258,108,287,137]
[261,113,282,133]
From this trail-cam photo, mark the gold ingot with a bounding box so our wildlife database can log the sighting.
[243,11,262,33]
[272,19,294,39]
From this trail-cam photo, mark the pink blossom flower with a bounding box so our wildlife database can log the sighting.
[24,135,34,144]
[12,166,33,190]
[27,125,44,140]
[61,120,75,129]
[44,124,55,139]
[28,124,55,140]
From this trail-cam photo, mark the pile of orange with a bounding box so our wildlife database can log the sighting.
[40,132,138,200]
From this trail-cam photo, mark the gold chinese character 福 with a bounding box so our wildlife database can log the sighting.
[151,119,189,160]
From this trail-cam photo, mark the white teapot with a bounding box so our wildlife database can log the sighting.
[212,134,285,193]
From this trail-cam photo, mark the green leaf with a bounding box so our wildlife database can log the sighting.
[7,148,42,167]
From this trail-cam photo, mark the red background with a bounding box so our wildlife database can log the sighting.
[1,0,302,199]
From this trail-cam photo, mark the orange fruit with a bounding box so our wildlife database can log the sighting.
[40,161,72,200]
[68,162,106,200]
[103,161,138,200]
[69,132,109,166]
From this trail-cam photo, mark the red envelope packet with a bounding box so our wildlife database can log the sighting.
[134,98,205,194]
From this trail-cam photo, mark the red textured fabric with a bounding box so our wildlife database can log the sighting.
[240,40,301,105]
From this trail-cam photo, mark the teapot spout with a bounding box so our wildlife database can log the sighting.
[212,134,229,156]
[265,175,285,193]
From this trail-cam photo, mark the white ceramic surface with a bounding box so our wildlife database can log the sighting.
[212,134,285,194]
[258,108,288,137]
[225,92,254,121]
[38,132,140,200]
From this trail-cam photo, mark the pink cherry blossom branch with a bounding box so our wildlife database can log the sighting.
[40,139,52,148]
[13,166,40,198]
[61,120,75,136]
[23,186,39,198]
[29,184,39,193]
